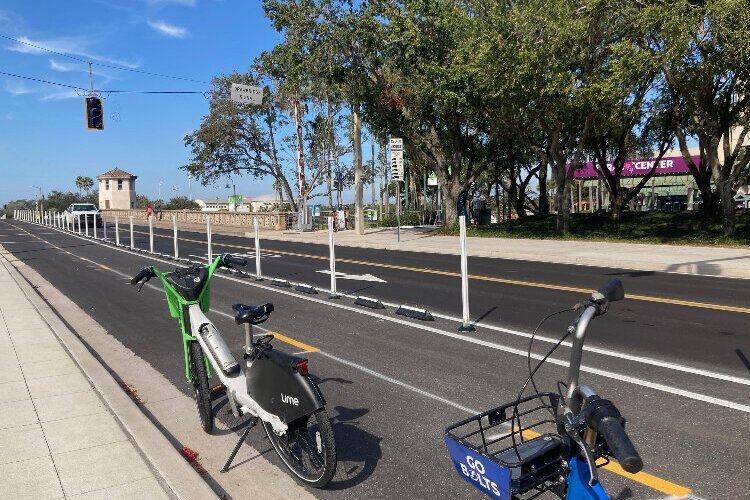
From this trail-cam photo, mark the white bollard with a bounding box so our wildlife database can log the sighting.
[206,217,212,264]
[173,216,179,259]
[115,217,120,245]
[85,216,90,237]
[77,214,82,234]
[458,215,475,332]
[254,216,262,280]
[129,216,134,250]
[328,216,338,298]
[102,216,107,240]
[93,218,98,238]
[149,215,154,253]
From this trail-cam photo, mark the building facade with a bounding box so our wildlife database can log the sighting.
[97,168,137,209]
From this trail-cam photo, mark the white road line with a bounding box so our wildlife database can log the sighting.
[16,221,750,414]
[337,292,750,387]
[317,351,479,414]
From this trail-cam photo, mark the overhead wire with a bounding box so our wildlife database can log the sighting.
[0,70,209,96]
[0,33,210,84]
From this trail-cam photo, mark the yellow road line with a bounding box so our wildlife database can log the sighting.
[519,427,691,496]
[266,331,320,353]
[136,229,750,315]
[598,459,692,497]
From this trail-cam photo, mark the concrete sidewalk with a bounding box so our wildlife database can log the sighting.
[0,248,217,499]
[143,218,750,279]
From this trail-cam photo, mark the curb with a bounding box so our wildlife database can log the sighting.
[0,252,219,500]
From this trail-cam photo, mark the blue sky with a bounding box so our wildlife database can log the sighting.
[0,0,294,205]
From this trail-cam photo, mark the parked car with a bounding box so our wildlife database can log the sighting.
[64,203,103,228]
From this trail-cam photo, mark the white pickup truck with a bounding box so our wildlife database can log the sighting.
[64,203,103,228]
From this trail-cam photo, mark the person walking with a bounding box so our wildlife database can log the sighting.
[145,204,153,221]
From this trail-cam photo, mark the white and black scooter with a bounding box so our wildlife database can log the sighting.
[131,255,337,487]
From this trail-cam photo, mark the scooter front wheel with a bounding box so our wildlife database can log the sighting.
[188,341,214,433]
[263,408,337,488]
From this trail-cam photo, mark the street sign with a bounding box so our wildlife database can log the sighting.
[390,153,404,181]
[230,83,263,105]
[389,138,404,181]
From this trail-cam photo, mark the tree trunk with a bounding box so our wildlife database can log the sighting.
[442,179,462,225]
[277,174,298,212]
[538,161,549,215]
[718,179,736,236]
[610,190,623,226]
[352,106,365,235]
[553,165,571,233]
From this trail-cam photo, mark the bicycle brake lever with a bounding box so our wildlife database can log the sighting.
[572,434,599,486]
[563,412,599,486]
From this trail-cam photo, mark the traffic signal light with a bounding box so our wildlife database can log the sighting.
[85,96,104,130]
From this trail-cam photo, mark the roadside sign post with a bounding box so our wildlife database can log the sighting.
[254,216,262,281]
[328,216,338,298]
[207,217,212,264]
[458,215,475,332]
[390,138,404,243]
[129,216,134,250]
[173,216,179,259]
[396,183,401,243]
[115,217,120,245]
[149,215,154,253]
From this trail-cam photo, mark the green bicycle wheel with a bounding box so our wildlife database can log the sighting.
[188,341,214,433]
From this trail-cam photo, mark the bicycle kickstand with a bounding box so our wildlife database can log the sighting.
[220,417,258,473]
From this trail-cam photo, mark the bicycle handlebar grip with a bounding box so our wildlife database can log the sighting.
[583,395,642,474]
[222,254,247,267]
[130,267,152,286]
[598,418,643,474]
[594,278,625,303]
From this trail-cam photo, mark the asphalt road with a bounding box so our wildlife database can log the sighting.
[2,219,749,499]
[132,222,750,379]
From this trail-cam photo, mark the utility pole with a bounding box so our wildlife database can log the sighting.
[378,139,384,217]
[371,141,376,207]
[353,106,364,235]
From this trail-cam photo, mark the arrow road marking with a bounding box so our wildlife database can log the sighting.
[316,270,386,283]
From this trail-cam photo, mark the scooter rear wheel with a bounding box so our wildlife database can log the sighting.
[188,341,214,433]
[263,408,337,488]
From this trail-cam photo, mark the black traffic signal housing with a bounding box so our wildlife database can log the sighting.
[86,96,104,130]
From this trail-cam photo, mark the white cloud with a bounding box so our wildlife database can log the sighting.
[39,89,80,101]
[6,35,140,68]
[147,19,189,38]
[0,10,21,24]
[5,81,33,95]
[49,59,78,72]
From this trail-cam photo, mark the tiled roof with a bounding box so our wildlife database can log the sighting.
[97,168,137,179]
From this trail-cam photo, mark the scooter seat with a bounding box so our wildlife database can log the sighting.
[231,303,274,325]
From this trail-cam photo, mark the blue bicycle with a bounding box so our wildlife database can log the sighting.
[445,279,642,499]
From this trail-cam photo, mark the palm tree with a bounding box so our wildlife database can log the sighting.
[75,176,94,197]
